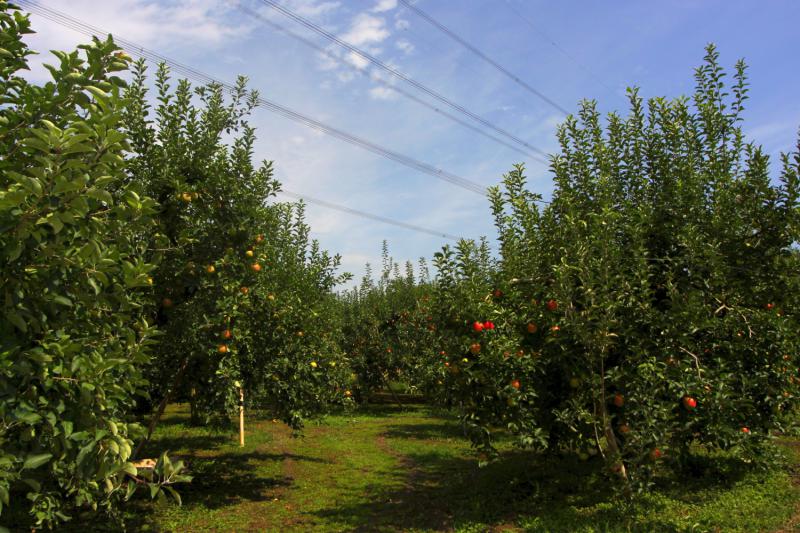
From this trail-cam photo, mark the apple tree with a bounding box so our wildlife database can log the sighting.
[340,243,436,401]
[0,6,186,527]
[122,62,353,442]
[432,46,800,491]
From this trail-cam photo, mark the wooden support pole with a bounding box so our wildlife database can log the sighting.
[238,387,245,447]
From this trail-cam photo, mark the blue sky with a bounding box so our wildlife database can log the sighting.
[26,0,800,288]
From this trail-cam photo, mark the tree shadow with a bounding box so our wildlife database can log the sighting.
[349,404,427,418]
[175,450,329,510]
[308,443,615,531]
[309,434,757,532]
[50,450,330,532]
[138,432,230,458]
[381,421,466,441]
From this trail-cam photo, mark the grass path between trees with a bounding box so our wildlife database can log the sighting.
[95,404,800,532]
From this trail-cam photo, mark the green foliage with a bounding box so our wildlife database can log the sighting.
[65,404,800,532]
[123,62,352,428]
[0,4,183,526]
[340,242,436,400]
[429,45,800,491]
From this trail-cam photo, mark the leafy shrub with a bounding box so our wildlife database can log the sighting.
[430,45,800,492]
[0,5,182,526]
[123,62,353,433]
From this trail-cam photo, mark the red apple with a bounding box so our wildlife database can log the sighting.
[546,299,558,312]
[683,396,697,410]
[472,321,484,332]
[651,448,662,460]
[613,393,624,407]
[511,379,521,390]
[526,322,538,334]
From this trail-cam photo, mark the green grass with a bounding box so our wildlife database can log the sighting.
[61,405,800,531]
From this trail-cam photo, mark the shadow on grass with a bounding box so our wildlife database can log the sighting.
[138,432,230,458]
[308,447,611,531]
[176,451,329,510]
[310,437,758,532]
[381,421,466,441]
[349,404,427,419]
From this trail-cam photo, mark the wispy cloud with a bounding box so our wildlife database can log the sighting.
[395,38,414,55]
[369,86,397,100]
[284,0,341,18]
[340,13,390,47]
[371,0,397,13]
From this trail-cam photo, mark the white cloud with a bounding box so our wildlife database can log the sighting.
[22,0,252,83]
[369,86,396,100]
[337,69,357,82]
[29,2,244,54]
[372,0,397,13]
[340,13,390,47]
[394,18,410,30]
[395,38,414,55]
[284,0,341,17]
[345,51,370,70]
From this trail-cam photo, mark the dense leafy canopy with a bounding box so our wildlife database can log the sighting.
[0,5,180,525]
[124,62,352,432]
[1,0,799,526]
[373,46,800,492]
[0,4,350,527]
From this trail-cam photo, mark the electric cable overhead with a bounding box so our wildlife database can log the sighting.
[19,0,488,196]
[500,0,616,94]
[279,190,461,240]
[397,0,570,116]
[232,1,545,163]
[257,0,550,158]
[19,0,473,239]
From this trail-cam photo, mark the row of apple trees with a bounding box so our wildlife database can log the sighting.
[338,242,437,401]
[340,46,800,494]
[0,4,351,527]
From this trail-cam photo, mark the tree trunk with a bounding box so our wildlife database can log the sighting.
[600,402,632,497]
[132,356,191,460]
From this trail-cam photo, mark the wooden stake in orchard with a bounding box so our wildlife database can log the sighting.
[238,384,245,447]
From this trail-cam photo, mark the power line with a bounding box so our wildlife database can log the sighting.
[397,0,571,117]
[280,190,461,240]
[500,0,616,95]
[232,1,545,163]
[19,0,488,196]
[20,1,470,240]
[258,0,550,158]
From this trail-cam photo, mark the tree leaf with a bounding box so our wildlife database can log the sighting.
[22,453,52,470]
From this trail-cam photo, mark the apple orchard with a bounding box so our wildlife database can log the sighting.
[1,2,799,528]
